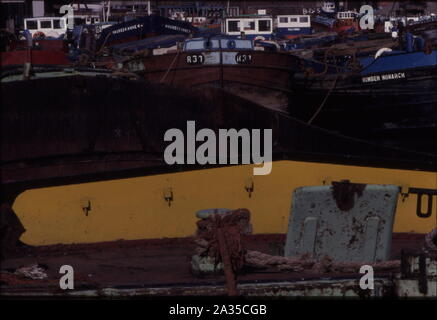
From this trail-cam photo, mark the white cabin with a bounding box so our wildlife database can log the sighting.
[276,15,310,29]
[275,15,311,37]
[222,16,273,39]
[24,15,101,39]
[24,17,68,38]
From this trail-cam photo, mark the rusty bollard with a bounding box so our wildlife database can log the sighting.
[191,208,252,296]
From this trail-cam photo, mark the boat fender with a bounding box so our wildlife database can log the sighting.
[32,31,45,40]
[254,36,265,41]
[227,40,236,49]
[374,47,392,59]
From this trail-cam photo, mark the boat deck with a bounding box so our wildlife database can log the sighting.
[0,233,425,296]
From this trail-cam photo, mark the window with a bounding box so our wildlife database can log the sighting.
[53,19,61,29]
[258,19,271,32]
[299,17,309,23]
[243,20,255,31]
[279,17,288,23]
[26,21,38,30]
[289,17,298,22]
[40,20,52,29]
[228,20,239,32]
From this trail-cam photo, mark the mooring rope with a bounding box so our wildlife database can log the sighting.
[160,51,180,83]
[307,74,339,125]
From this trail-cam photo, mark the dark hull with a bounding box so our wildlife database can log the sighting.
[2,74,436,202]
[289,66,437,153]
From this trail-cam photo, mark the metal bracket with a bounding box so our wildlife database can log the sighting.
[163,187,173,207]
[80,198,91,216]
[244,178,254,198]
[400,185,410,202]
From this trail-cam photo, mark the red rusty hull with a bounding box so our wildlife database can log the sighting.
[1,39,70,68]
[0,49,70,68]
[15,40,68,51]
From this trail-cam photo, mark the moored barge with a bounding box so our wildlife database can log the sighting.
[121,36,299,112]
[289,37,437,153]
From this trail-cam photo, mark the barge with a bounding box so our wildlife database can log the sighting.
[120,36,299,112]
[289,35,437,154]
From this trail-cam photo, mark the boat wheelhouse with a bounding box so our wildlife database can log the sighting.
[275,15,312,39]
[221,16,273,40]
[24,17,68,39]
[23,15,102,39]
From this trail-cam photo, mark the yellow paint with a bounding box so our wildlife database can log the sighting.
[12,160,437,246]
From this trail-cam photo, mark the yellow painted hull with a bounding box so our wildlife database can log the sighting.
[13,160,437,246]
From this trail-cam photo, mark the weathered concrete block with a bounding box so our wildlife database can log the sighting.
[284,183,399,263]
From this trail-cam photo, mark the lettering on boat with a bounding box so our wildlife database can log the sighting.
[186,54,204,65]
[235,53,252,64]
[112,24,143,34]
[362,72,406,83]
[164,24,192,33]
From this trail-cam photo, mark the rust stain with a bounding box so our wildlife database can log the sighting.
[331,180,366,211]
